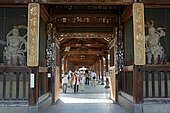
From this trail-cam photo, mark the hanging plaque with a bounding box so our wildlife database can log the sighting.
[133,3,145,65]
[27,3,40,66]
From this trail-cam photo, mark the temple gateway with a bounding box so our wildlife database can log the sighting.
[0,0,170,113]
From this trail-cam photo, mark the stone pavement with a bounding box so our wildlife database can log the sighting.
[42,81,129,113]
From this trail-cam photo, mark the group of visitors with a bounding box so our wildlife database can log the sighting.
[62,70,97,93]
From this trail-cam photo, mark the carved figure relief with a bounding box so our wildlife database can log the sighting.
[0,25,27,65]
[145,20,166,64]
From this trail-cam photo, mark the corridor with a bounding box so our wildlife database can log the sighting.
[42,81,128,113]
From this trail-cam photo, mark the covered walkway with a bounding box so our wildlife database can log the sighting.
[42,81,128,113]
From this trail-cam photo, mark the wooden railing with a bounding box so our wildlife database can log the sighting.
[0,65,50,106]
[121,64,170,103]
[0,66,31,105]
[121,65,133,96]
[143,65,170,98]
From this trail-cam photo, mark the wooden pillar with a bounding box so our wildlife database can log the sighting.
[97,60,100,80]
[44,73,47,94]
[95,61,98,80]
[64,56,67,73]
[133,65,143,103]
[132,3,145,103]
[59,56,62,84]
[27,2,40,105]
[66,59,70,73]
[105,54,110,88]
[29,67,39,105]
[98,59,101,81]
[101,56,104,85]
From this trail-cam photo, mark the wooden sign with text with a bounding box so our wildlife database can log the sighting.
[133,3,145,65]
[27,3,40,66]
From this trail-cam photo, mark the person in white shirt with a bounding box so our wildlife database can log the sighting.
[91,70,97,87]
[62,72,69,93]
[79,73,85,91]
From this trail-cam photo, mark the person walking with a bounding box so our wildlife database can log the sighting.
[85,70,90,86]
[72,72,80,93]
[62,72,69,93]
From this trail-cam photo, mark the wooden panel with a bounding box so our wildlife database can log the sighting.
[109,66,116,101]
[27,3,40,66]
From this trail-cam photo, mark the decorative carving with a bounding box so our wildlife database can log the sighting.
[133,3,145,65]
[145,20,166,64]
[54,16,113,25]
[27,3,40,66]
[46,23,56,69]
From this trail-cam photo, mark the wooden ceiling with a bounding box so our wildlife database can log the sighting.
[51,5,116,67]
[59,33,111,67]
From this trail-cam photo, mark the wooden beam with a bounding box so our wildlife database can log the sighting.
[68,57,99,61]
[57,32,113,39]
[69,58,98,61]
[53,14,116,18]
[0,66,31,72]
[62,50,103,56]
[0,4,28,7]
[40,0,133,5]
[142,0,170,5]
[144,5,170,8]
[57,27,114,33]
[53,13,116,27]
[61,43,107,48]
[54,23,115,28]
[70,60,96,66]
[0,0,31,4]
[122,5,132,23]
[41,5,49,23]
